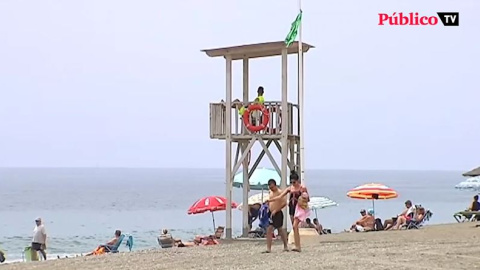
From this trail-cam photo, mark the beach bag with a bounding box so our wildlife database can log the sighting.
[22,246,39,262]
[374,218,384,231]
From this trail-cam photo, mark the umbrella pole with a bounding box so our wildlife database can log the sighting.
[372,199,375,216]
[315,209,318,219]
[211,212,216,232]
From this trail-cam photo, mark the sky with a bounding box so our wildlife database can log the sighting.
[0,0,478,170]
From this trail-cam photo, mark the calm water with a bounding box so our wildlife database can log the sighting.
[0,168,474,262]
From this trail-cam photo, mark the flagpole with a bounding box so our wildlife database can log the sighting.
[297,0,306,186]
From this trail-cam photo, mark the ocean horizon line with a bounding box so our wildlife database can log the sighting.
[0,166,465,173]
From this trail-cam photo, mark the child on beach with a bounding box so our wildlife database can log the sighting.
[294,192,311,223]
[297,192,309,209]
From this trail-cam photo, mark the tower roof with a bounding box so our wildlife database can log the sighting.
[202,41,314,60]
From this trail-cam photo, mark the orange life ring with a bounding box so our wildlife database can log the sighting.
[243,104,270,132]
[266,106,282,134]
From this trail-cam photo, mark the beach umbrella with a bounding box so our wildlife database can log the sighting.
[463,166,480,177]
[347,183,398,214]
[309,196,339,219]
[187,196,238,231]
[237,191,270,210]
[455,176,480,191]
[233,167,280,191]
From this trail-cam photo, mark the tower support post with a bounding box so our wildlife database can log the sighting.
[225,55,233,239]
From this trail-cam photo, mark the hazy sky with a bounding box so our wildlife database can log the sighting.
[0,0,478,170]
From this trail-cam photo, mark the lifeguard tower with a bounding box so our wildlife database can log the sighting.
[202,41,314,239]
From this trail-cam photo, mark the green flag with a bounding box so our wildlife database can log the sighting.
[285,11,302,47]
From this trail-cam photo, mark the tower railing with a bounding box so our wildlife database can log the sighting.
[209,101,298,139]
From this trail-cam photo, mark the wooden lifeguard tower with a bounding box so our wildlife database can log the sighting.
[202,41,314,239]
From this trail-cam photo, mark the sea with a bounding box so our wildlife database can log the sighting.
[0,168,475,263]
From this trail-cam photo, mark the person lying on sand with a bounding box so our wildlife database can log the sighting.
[176,236,219,247]
[85,230,122,256]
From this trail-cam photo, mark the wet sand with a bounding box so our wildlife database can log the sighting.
[2,222,480,270]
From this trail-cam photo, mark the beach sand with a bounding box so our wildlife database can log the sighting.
[2,223,479,270]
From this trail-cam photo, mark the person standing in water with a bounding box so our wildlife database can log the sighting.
[263,179,289,253]
[268,170,310,252]
[32,217,47,260]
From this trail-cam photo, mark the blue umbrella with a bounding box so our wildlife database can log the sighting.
[309,196,339,219]
[233,167,280,190]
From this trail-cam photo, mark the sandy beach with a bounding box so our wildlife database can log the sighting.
[2,222,479,270]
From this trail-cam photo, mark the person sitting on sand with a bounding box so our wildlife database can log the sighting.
[301,218,316,229]
[349,209,366,231]
[86,230,122,256]
[313,218,331,234]
[349,209,375,232]
[313,218,324,234]
[384,200,415,230]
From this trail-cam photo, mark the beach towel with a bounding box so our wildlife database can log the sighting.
[92,246,106,255]
[126,235,133,251]
[259,203,270,229]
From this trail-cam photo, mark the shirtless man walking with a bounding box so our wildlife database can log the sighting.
[264,179,289,253]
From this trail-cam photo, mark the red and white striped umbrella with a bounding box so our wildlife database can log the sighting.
[187,196,237,231]
[347,183,398,215]
[347,183,398,200]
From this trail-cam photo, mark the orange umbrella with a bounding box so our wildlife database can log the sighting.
[347,183,398,214]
